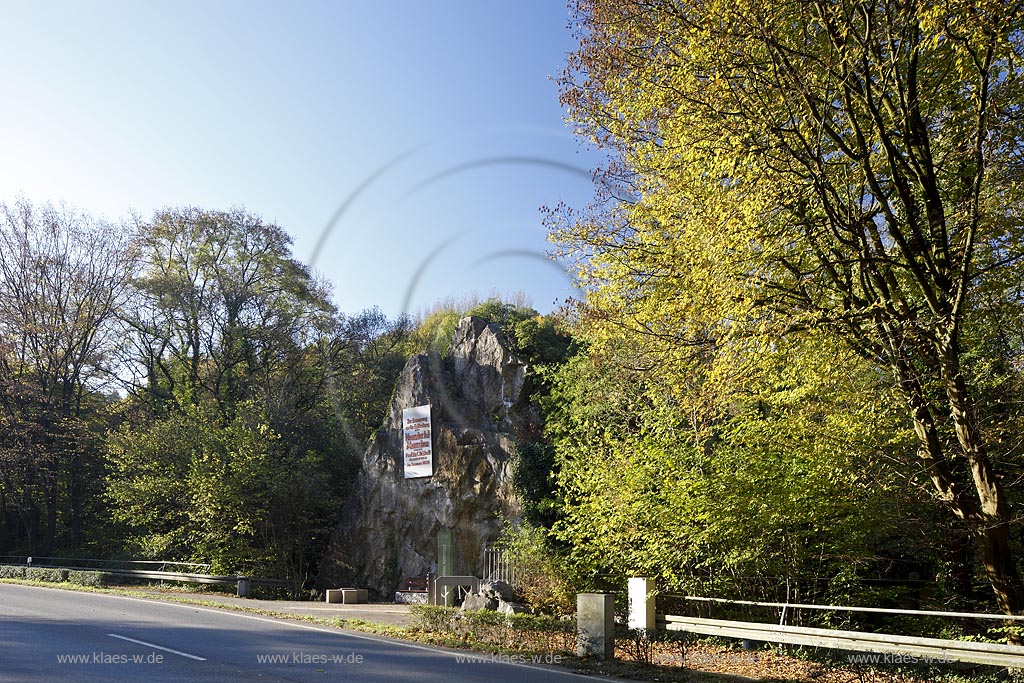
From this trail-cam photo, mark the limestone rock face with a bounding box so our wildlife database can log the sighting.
[448,317,528,430]
[318,317,534,596]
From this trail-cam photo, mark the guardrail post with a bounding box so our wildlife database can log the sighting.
[237,576,250,598]
[628,577,656,631]
[577,593,615,660]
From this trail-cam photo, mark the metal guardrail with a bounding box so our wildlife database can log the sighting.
[660,614,1024,668]
[0,561,292,591]
[0,556,213,573]
[65,568,291,588]
[617,579,1024,670]
[651,591,1024,669]
[676,594,1024,622]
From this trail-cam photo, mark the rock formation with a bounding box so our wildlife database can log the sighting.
[318,316,536,596]
[461,580,530,614]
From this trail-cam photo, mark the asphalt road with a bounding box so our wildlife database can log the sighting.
[0,583,591,682]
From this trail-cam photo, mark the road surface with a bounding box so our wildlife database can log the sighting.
[0,583,591,682]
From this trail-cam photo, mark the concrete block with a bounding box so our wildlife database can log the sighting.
[326,588,368,604]
[577,593,615,660]
[394,591,428,604]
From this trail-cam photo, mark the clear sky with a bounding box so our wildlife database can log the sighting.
[0,0,602,317]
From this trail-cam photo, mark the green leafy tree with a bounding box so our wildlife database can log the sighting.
[105,407,198,559]
[556,0,1024,615]
[325,308,413,449]
[495,518,574,613]
[107,399,346,577]
[108,207,351,582]
[405,295,486,356]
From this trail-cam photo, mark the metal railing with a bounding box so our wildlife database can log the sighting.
[660,614,1024,668]
[644,589,1024,669]
[677,594,1024,624]
[483,547,515,586]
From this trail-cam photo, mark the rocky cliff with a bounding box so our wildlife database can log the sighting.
[318,316,536,596]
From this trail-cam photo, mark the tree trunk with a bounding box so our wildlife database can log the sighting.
[943,522,975,606]
[900,341,1024,629]
[42,486,57,556]
[979,520,1024,616]
[20,490,39,555]
[69,452,83,546]
[941,344,1024,639]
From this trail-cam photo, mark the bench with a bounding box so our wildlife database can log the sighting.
[403,577,428,591]
[394,576,429,604]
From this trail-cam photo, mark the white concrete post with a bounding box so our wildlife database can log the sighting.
[627,577,655,630]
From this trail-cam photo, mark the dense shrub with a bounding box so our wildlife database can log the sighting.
[0,565,26,579]
[25,567,69,582]
[0,564,112,586]
[410,605,574,653]
[494,520,573,614]
[66,570,109,587]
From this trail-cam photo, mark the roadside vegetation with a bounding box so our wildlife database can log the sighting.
[0,205,567,588]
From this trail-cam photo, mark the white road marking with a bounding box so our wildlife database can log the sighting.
[107,633,207,661]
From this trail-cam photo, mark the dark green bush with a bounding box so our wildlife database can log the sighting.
[410,605,454,631]
[26,567,68,582]
[0,564,112,586]
[67,570,109,587]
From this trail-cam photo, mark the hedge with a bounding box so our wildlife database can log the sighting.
[0,564,112,586]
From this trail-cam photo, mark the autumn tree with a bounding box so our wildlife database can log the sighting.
[556,0,1024,614]
[120,207,334,414]
[0,201,134,554]
[544,332,916,602]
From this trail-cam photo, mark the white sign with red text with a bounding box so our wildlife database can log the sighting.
[403,405,433,478]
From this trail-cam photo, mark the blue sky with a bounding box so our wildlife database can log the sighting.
[0,1,602,317]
